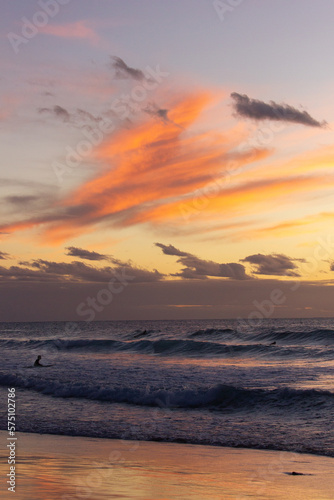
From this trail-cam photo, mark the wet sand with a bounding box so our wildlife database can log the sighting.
[0,431,333,499]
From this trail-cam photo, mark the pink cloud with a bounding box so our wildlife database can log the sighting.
[40,21,99,43]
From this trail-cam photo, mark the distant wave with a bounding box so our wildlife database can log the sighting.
[189,328,235,337]
[0,373,333,411]
[249,328,334,344]
[1,337,333,359]
[187,327,334,344]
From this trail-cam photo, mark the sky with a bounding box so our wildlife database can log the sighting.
[1,0,334,321]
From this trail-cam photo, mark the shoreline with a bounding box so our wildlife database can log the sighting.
[2,425,334,460]
[1,431,333,499]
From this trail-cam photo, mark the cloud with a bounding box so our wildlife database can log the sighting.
[156,243,249,280]
[0,251,10,260]
[76,108,101,124]
[0,265,58,282]
[238,212,334,240]
[65,247,108,261]
[137,171,325,228]
[143,103,176,125]
[37,92,270,242]
[2,91,232,241]
[155,243,189,257]
[1,258,164,283]
[110,56,146,81]
[38,105,102,126]
[231,93,327,128]
[241,253,304,276]
[39,21,99,43]
[39,105,71,122]
[0,178,53,190]
[4,89,333,244]
[5,195,40,207]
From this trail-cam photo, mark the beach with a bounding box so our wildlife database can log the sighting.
[1,319,333,498]
[1,431,334,499]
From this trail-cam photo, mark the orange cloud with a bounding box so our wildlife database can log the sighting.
[243,212,334,239]
[44,91,264,241]
[128,173,331,227]
[40,21,99,43]
[1,90,333,245]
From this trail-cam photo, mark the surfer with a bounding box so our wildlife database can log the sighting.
[34,355,43,367]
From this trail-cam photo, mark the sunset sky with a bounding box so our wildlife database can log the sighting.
[1,0,334,321]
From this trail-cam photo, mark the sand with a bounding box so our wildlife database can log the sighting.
[0,431,333,499]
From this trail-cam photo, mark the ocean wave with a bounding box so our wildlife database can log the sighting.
[1,373,333,410]
[1,337,333,359]
[189,328,235,337]
[250,328,334,344]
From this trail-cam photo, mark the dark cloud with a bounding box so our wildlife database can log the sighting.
[0,251,10,260]
[38,105,102,125]
[110,56,146,81]
[39,105,71,122]
[65,247,108,261]
[155,243,189,257]
[5,195,39,207]
[6,195,38,204]
[0,265,61,282]
[76,108,101,124]
[0,203,97,236]
[231,93,327,128]
[1,193,59,221]
[156,243,249,280]
[144,103,173,124]
[156,109,169,121]
[330,262,334,271]
[241,253,304,277]
[2,258,164,284]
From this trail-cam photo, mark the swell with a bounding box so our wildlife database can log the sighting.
[1,373,333,410]
[188,327,334,344]
[250,328,334,344]
[1,337,333,359]
[189,328,235,338]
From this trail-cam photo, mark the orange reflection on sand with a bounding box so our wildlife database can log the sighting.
[19,456,80,500]
[3,432,333,500]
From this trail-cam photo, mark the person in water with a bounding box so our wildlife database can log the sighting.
[34,355,43,367]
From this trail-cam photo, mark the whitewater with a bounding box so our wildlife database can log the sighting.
[0,318,333,457]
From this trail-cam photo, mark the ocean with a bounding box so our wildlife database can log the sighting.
[0,318,333,457]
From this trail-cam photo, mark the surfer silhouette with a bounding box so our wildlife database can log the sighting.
[34,355,43,367]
